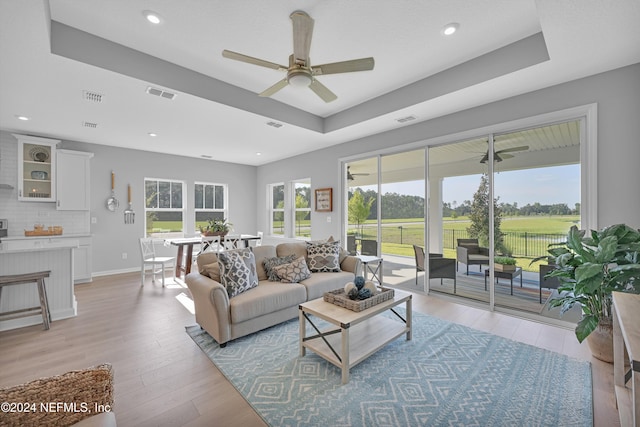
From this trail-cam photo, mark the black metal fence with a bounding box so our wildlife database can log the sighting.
[442,229,565,258]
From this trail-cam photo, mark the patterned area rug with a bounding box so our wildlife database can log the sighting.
[186,310,592,427]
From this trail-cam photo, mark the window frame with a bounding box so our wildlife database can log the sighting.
[194,181,228,232]
[144,177,185,238]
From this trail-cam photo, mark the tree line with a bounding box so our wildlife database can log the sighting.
[350,188,579,220]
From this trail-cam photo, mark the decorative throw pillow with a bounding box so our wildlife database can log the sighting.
[218,248,258,298]
[263,254,297,281]
[201,262,221,282]
[306,241,341,272]
[327,235,348,264]
[273,256,311,283]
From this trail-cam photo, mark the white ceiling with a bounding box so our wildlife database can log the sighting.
[1,0,639,166]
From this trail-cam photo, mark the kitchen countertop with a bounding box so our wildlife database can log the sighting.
[0,238,79,254]
[0,234,91,241]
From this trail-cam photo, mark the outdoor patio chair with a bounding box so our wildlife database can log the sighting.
[347,235,358,255]
[413,245,457,292]
[456,238,490,275]
[539,263,561,303]
[360,239,378,256]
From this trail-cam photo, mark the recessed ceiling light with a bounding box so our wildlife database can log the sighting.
[148,133,157,137]
[442,23,459,36]
[15,115,30,121]
[256,152,262,156]
[142,10,163,25]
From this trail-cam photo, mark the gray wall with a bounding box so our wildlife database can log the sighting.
[256,63,640,237]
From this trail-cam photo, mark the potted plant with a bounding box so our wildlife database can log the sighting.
[540,224,640,362]
[200,218,232,236]
[494,256,517,272]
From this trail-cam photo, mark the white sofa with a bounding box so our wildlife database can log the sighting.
[185,242,360,346]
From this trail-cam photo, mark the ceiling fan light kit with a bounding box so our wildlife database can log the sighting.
[222,10,374,102]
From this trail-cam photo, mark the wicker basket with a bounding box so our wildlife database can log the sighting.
[324,287,395,312]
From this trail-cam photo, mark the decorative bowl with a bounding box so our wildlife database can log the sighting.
[31,170,48,180]
[29,146,50,162]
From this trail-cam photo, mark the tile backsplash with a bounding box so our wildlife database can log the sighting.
[0,133,90,238]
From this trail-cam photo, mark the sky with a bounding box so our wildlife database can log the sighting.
[378,164,580,207]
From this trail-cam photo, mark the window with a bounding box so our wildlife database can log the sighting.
[144,178,184,238]
[268,179,312,238]
[195,182,228,232]
[294,179,311,238]
[269,183,285,236]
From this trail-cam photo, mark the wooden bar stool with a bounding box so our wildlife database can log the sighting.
[0,271,52,330]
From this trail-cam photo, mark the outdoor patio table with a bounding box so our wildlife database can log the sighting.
[484,267,523,295]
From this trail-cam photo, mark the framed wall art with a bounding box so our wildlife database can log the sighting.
[315,188,333,212]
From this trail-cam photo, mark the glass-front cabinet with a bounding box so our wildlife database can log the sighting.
[14,134,60,202]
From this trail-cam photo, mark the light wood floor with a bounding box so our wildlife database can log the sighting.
[0,272,619,426]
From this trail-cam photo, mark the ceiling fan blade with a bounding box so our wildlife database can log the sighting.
[259,78,289,97]
[290,11,314,64]
[313,57,375,75]
[496,145,529,154]
[222,50,287,71]
[309,78,337,103]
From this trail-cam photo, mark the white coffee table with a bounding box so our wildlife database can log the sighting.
[299,289,411,384]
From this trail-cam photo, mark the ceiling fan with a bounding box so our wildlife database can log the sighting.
[479,145,529,163]
[347,166,369,181]
[222,11,375,103]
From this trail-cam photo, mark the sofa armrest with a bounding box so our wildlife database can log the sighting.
[340,255,361,274]
[185,272,232,345]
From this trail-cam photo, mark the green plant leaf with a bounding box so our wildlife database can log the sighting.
[594,235,617,264]
[575,315,598,343]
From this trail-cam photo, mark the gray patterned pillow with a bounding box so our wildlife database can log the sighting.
[273,256,311,283]
[263,254,297,281]
[218,248,258,298]
[306,241,341,272]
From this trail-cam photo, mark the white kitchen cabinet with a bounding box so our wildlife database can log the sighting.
[73,236,93,283]
[56,149,94,210]
[14,134,59,202]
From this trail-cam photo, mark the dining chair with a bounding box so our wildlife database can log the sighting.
[255,231,263,246]
[222,234,242,250]
[200,235,223,253]
[139,238,175,287]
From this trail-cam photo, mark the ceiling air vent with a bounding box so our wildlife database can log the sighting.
[266,121,283,128]
[396,115,417,123]
[146,86,176,100]
[82,121,98,129]
[83,90,104,103]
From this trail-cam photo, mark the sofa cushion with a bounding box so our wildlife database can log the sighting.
[273,256,312,283]
[300,271,356,300]
[218,248,259,298]
[229,281,307,323]
[251,245,277,281]
[276,242,308,261]
[263,254,297,281]
[197,252,219,273]
[201,261,221,282]
[306,241,341,272]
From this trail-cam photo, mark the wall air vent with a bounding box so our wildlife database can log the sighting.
[146,86,176,100]
[395,115,417,123]
[82,121,98,129]
[266,121,283,128]
[83,90,104,103]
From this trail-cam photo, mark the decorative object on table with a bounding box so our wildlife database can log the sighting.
[324,286,394,311]
[30,170,48,180]
[200,218,232,236]
[535,224,640,362]
[24,225,63,236]
[28,145,49,162]
[106,171,119,212]
[494,256,517,272]
[314,187,332,212]
[124,184,135,224]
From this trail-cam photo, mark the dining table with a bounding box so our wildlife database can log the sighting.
[165,234,261,279]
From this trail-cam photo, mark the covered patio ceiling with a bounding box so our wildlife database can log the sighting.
[346,120,580,186]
